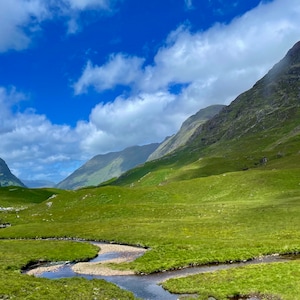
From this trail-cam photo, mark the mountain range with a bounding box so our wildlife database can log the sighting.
[56,144,160,190]
[56,105,224,189]
[112,41,300,186]
[2,41,300,190]
[147,105,225,161]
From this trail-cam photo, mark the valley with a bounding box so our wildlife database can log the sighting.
[0,164,300,299]
[1,41,300,299]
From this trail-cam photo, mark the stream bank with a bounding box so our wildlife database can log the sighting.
[25,241,293,300]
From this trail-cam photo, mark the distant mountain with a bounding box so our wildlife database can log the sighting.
[0,158,26,187]
[147,105,225,161]
[56,144,160,190]
[22,179,55,188]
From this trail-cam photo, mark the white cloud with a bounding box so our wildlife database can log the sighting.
[0,0,117,52]
[0,87,85,182]
[76,0,300,99]
[73,0,300,159]
[76,91,180,154]
[2,0,300,183]
[52,0,117,34]
[60,0,112,10]
[184,0,194,10]
[0,0,48,52]
[141,0,300,93]
[74,54,145,94]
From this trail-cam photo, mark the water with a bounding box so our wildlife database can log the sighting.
[38,264,178,300]
[33,243,290,300]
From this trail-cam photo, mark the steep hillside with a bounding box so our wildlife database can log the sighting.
[56,144,159,190]
[0,158,26,187]
[112,41,300,187]
[147,105,225,161]
[188,40,300,148]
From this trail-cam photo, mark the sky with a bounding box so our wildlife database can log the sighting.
[0,0,300,184]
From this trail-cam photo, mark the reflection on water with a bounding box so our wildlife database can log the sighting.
[39,265,178,300]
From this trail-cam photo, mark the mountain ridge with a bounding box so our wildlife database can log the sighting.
[111,40,300,186]
[186,40,300,148]
[0,158,26,187]
[147,104,225,161]
[56,143,159,190]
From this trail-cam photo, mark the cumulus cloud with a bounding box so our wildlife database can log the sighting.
[76,91,181,153]
[0,86,85,182]
[73,0,300,160]
[141,0,300,93]
[2,0,300,183]
[74,54,145,94]
[0,0,117,52]
[76,0,300,98]
[0,0,47,52]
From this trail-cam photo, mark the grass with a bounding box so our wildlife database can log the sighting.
[0,186,58,207]
[163,260,300,299]
[0,239,137,299]
[1,169,300,273]
[0,276,136,300]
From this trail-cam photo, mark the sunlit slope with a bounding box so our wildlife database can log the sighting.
[147,104,225,161]
[110,41,300,187]
[0,186,61,207]
[57,144,159,190]
[1,167,300,273]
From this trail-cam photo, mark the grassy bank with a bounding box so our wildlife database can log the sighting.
[0,166,299,298]
[0,239,137,299]
[163,260,300,299]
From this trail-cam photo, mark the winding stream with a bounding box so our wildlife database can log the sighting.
[29,242,291,300]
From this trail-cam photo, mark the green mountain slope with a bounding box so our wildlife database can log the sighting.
[188,40,300,148]
[147,104,225,161]
[0,158,26,188]
[112,41,300,187]
[56,144,159,190]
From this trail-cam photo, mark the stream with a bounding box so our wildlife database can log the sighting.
[30,242,291,300]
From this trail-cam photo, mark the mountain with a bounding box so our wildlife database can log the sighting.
[22,179,55,188]
[0,158,26,187]
[187,41,300,148]
[56,143,160,190]
[112,41,300,186]
[147,105,225,161]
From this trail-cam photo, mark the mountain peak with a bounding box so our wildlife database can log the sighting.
[286,40,300,62]
[185,41,300,148]
[0,158,26,187]
[267,41,300,79]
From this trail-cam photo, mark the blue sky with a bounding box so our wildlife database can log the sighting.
[0,0,299,184]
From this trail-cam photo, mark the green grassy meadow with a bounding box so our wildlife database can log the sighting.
[0,148,300,299]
